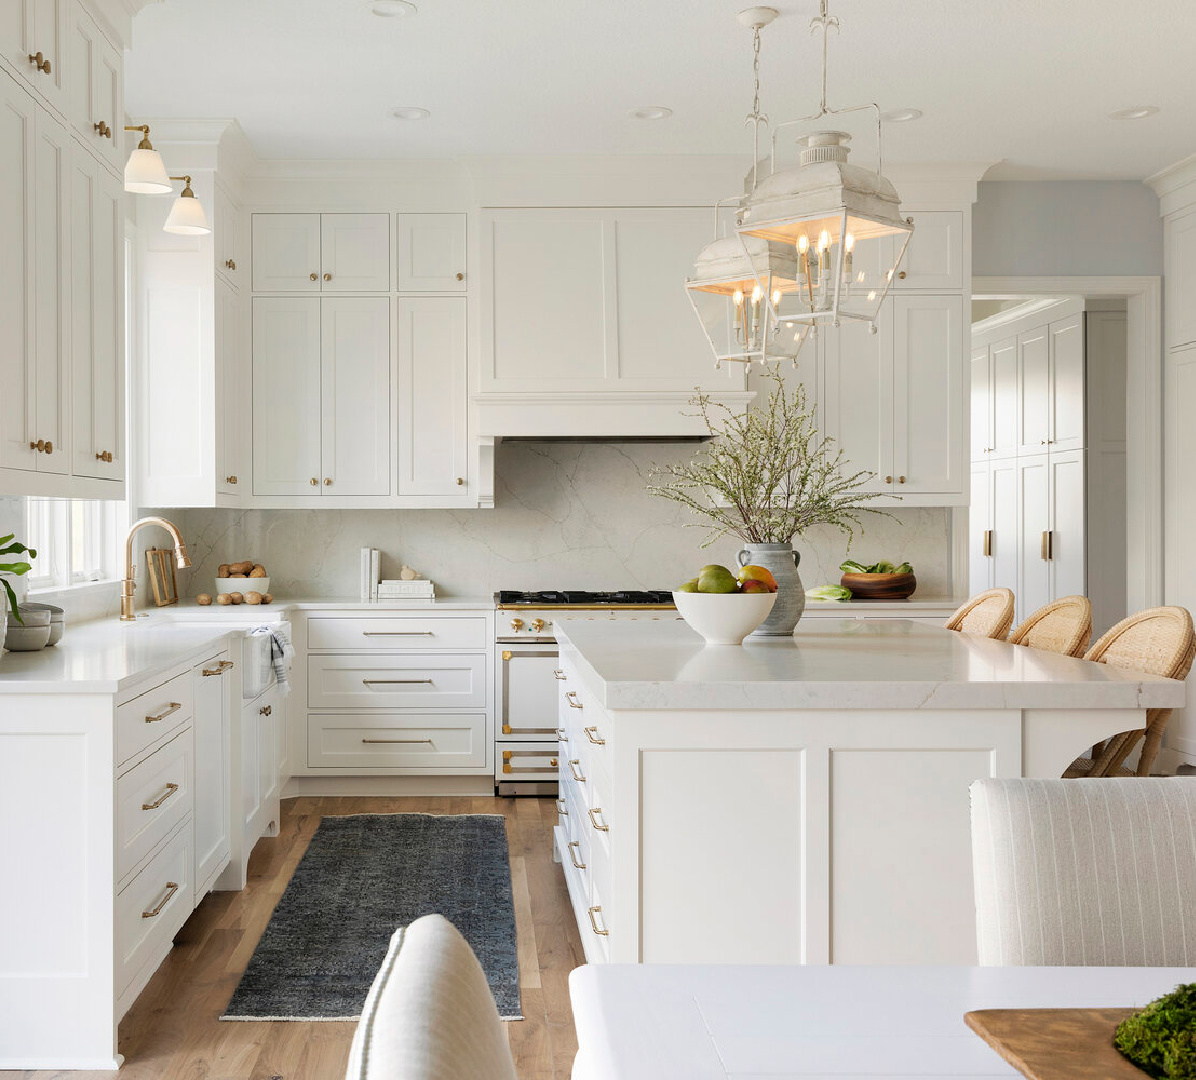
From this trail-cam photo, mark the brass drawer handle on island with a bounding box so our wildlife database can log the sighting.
[553,669,567,681]
[362,737,433,745]
[584,725,605,745]
[555,798,569,816]
[141,782,179,811]
[567,840,587,869]
[362,678,433,686]
[567,758,586,783]
[587,905,609,937]
[141,881,179,919]
[565,691,584,710]
[556,727,568,742]
[587,806,610,832]
[363,631,434,637]
[144,701,182,724]
[201,660,234,676]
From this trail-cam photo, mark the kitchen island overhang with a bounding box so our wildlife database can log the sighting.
[551,616,1184,967]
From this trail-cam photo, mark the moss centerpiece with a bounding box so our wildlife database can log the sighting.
[1115,983,1196,1079]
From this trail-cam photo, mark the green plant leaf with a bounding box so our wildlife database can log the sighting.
[2,579,21,624]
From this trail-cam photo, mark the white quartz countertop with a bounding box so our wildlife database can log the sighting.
[554,617,1186,711]
[177,596,495,612]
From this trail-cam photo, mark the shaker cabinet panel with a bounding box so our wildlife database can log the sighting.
[1018,454,1051,622]
[894,211,963,290]
[216,280,244,494]
[989,335,1019,458]
[214,183,241,286]
[320,213,390,292]
[1017,326,1051,454]
[252,213,321,292]
[1049,313,1085,452]
[969,460,992,592]
[193,653,232,897]
[1166,207,1196,349]
[397,212,466,292]
[2,0,69,117]
[970,346,990,460]
[68,8,121,174]
[819,314,892,493]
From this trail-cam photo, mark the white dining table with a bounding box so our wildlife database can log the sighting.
[568,964,1196,1079]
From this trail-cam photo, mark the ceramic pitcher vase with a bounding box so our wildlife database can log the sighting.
[738,542,804,636]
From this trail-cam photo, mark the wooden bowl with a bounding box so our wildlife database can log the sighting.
[840,572,917,599]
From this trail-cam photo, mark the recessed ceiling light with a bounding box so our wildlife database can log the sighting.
[628,106,673,121]
[371,0,416,15]
[390,106,430,120]
[880,107,923,123]
[1109,105,1159,120]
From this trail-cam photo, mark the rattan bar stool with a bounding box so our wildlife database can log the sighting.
[1007,595,1092,659]
[945,588,1016,640]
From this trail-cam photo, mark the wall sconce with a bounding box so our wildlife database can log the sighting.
[122,124,172,194]
[163,176,211,236]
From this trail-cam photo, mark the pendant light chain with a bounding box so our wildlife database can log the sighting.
[746,23,769,192]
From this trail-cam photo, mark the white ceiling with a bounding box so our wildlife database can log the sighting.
[124,0,1196,179]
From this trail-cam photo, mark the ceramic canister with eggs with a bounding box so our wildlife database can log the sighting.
[195,560,274,607]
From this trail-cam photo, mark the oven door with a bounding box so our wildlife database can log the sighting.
[497,644,561,740]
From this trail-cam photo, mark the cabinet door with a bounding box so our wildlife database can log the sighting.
[252,297,322,495]
[1018,455,1051,623]
[240,695,261,832]
[32,105,69,474]
[68,8,119,173]
[989,335,1019,458]
[397,212,465,292]
[0,75,37,473]
[820,312,892,493]
[252,213,320,292]
[320,296,390,496]
[970,345,990,460]
[3,0,68,116]
[991,456,1019,595]
[1049,449,1086,602]
[91,22,120,174]
[894,211,962,290]
[193,653,231,895]
[397,297,467,496]
[892,294,963,495]
[1049,313,1085,452]
[70,147,122,479]
[1166,207,1196,349]
[1017,325,1050,454]
[321,213,390,292]
[969,461,992,593]
[258,687,280,807]
[214,183,240,286]
[216,280,243,494]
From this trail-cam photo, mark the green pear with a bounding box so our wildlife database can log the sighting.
[676,578,700,593]
[697,565,738,594]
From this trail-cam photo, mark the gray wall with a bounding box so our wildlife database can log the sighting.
[973,181,1162,278]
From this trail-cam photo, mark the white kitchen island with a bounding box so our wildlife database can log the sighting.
[552,617,1185,967]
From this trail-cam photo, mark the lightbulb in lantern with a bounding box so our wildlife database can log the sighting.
[843,232,855,297]
[750,285,762,350]
[817,230,831,302]
[733,289,745,345]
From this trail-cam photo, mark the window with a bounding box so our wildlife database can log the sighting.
[24,499,125,590]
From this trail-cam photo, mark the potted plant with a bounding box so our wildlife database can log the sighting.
[649,371,884,636]
[1,533,37,645]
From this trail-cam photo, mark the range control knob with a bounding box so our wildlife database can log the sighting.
[531,618,546,633]
[510,618,524,631]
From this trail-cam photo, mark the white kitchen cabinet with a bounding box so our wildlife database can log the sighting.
[893,210,963,290]
[397,296,468,497]
[1014,450,1086,623]
[240,683,282,859]
[2,0,69,117]
[252,212,390,293]
[1017,324,1050,454]
[1049,313,1085,452]
[991,456,1019,595]
[193,652,232,898]
[820,314,891,495]
[68,5,121,175]
[397,212,466,291]
[969,461,991,593]
[216,278,244,494]
[70,144,123,480]
[252,296,390,497]
[990,335,1019,458]
[970,346,990,461]
[1018,454,1051,619]
[1165,206,1196,349]
[214,181,242,288]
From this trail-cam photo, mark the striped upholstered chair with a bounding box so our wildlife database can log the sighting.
[970,778,1196,966]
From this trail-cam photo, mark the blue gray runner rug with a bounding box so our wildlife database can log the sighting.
[221,813,521,1021]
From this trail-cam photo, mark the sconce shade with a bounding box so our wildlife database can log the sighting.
[124,147,172,194]
[163,183,211,236]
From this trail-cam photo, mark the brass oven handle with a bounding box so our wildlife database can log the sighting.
[553,669,567,680]
[202,660,234,676]
[565,691,583,709]
[362,738,433,744]
[555,798,568,816]
[141,881,180,919]
[363,678,433,685]
[568,759,586,783]
[568,840,587,869]
[587,905,609,936]
[587,806,610,832]
[145,701,182,724]
[141,782,179,811]
[584,725,605,745]
[363,631,434,636]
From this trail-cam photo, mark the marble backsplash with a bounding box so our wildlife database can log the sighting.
[160,441,953,600]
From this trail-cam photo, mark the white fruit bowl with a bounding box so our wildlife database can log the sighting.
[215,577,269,596]
[672,590,777,646]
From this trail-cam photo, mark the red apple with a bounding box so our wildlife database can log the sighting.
[738,564,778,592]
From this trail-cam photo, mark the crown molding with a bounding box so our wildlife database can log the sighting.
[1145,152,1196,217]
[969,297,1075,337]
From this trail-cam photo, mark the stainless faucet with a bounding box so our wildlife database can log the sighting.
[121,516,191,621]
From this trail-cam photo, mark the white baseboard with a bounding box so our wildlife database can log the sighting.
[282,775,498,798]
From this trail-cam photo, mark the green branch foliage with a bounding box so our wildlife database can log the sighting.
[648,371,889,549]
[1,532,37,624]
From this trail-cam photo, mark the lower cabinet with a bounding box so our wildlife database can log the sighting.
[193,651,232,898]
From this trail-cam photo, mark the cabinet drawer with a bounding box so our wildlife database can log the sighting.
[116,670,194,767]
[309,653,486,709]
[116,819,193,996]
[116,729,194,884]
[308,616,488,652]
[308,713,486,769]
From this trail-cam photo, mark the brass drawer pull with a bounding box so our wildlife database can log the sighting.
[362,678,433,685]
[259,704,272,716]
[141,881,180,919]
[557,727,568,742]
[363,631,434,636]
[567,759,586,783]
[565,691,583,709]
[588,806,609,832]
[553,669,567,680]
[201,660,234,676]
[555,798,568,816]
[587,905,609,936]
[362,738,433,744]
[568,840,587,869]
[982,529,993,557]
[584,725,605,745]
[141,782,179,811]
[1041,530,1053,561]
[145,701,182,724]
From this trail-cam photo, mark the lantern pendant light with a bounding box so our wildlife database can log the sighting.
[685,7,812,368]
[737,0,913,340]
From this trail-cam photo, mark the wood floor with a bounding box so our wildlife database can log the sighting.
[10,795,584,1080]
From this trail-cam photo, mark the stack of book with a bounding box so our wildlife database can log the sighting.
[377,579,435,600]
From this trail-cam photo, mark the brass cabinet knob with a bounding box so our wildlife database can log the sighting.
[884,475,893,484]
[323,272,332,281]
[225,259,236,270]
[455,476,464,485]
[30,440,44,453]
[898,475,906,484]
[96,451,114,462]
[456,272,464,281]
[510,618,524,631]
[225,475,238,484]
[94,120,111,138]
[324,477,332,485]
[309,273,318,281]
[531,618,545,632]
[28,52,51,74]
[898,270,907,279]
[310,477,319,485]
[43,440,52,455]
[259,704,272,716]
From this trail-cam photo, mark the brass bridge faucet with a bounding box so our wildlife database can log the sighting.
[121,517,191,621]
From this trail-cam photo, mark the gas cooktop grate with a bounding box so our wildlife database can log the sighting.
[496,590,674,606]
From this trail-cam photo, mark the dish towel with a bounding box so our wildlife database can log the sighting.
[251,623,295,695]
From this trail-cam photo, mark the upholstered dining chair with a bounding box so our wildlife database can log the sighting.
[1007,595,1092,658]
[344,914,517,1080]
[970,778,1196,966]
[945,588,1016,640]
[1063,605,1195,778]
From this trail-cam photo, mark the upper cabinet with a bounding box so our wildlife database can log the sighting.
[68,5,121,175]
[894,211,963,290]
[1014,311,1085,456]
[1165,207,1196,350]
[252,213,390,293]
[397,212,466,292]
[2,0,69,117]
[214,182,243,288]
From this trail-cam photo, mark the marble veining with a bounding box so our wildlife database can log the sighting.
[555,617,1186,712]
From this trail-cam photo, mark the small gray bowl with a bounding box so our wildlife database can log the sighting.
[21,602,64,645]
[6,607,52,651]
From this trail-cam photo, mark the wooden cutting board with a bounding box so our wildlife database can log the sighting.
[965,1008,1148,1080]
